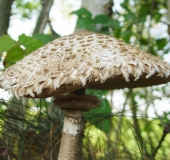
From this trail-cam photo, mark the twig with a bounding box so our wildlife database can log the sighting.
[129,89,150,158]
[33,0,54,34]
[48,19,59,38]
[151,126,169,159]
[114,90,130,147]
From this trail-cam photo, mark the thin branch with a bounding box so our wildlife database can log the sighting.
[129,89,150,158]
[114,90,130,147]
[0,0,14,36]
[47,19,59,38]
[151,127,169,159]
[33,0,54,34]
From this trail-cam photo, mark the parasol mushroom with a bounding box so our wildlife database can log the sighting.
[0,31,170,159]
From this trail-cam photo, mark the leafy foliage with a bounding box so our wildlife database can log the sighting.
[0,35,17,54]
[12,0,41,19]
[72,8,117,34]
[0,0,170,159]
[0,33,54,67]
[85,89,111,134]
[5,45,24,67]
[71,1,170,159]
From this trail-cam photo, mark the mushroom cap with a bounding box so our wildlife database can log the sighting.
[0,31,170,98]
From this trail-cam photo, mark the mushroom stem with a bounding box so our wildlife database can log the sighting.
[58,109,84,160]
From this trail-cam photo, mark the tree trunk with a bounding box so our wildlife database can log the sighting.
[81,0,113,18]
[33,0,54,34]
[0,0,14,36]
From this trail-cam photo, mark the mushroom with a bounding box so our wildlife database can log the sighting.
[0,31,170,160]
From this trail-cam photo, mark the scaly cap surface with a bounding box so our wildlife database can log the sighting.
[0,31,170,98]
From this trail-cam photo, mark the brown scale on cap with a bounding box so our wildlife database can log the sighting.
[0,31,170,98]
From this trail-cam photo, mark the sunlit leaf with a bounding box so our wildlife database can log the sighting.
[156,38,167,50]
[121,30,133,43]
[18,34,43,54]
[0,35,17,55]
[84,98,112,134]
[5,45,25,67]
[114,28,121,38]
[124,12,136,21]
[33,34,55,45]
[86,89,109,97]
[76,18,95,31]
[120,0,129,9]
[112,20,121,28]
[71,8,92,18]
[93,14,112,24]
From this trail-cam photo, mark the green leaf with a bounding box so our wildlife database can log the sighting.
[163,48,170,54]
[96,99,111,133]
[113,28,121,38]
[5,45,25,67]
[93,14,112,24]
[138,6,148,22]
[112,20,121,28]
[71,8,92,18]
[86,89,109,97]
[140,37,149,45]
[0,35,17,55]
[153,10,162,22]
[149,45,158,56]
[138,16,147,22]
[124,12,136,21]
[18,34,43,53]
[120,0,129,9]
[76,18,95,31]
[32,34,55,45]
[156,38,167,50]
[121,30,133,43]
[84,98,112,134]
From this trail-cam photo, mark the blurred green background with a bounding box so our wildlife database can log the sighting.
[0,0,170,159]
